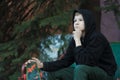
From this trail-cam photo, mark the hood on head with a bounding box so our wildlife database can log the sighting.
[72,9,96,38]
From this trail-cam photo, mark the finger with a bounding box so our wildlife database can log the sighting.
[24,62,28,66]
[32,57,39,61]
[26,60,36,64]
[72,31,76,36]
[30,60,36,63]
[72,31,75,34]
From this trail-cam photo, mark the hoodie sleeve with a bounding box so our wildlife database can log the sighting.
[41,40,74,72]
[74,33,106,66]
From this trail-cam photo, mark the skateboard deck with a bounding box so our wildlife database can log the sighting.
[26,62,41,80]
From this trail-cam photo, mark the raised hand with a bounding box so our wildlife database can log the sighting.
[73,30,82,47]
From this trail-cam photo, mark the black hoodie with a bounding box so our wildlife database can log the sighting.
[42,9,117,76]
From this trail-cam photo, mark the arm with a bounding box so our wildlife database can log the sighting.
[74,33,106,65]
[41,40,75,72]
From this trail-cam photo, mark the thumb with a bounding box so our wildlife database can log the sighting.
[32,57,38,60]
[32,57,41,63]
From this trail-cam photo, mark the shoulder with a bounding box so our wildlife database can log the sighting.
[91,32,107,39]
[90,31,109,44]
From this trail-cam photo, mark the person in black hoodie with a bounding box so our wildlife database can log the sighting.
[26,9,117,80]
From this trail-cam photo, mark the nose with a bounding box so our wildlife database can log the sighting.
[75,21,79,25]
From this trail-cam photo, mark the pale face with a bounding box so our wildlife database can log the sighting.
[73,13,85,31]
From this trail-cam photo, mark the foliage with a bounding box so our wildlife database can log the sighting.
[0,0,80,79]
[0,0,102,79]
[40,34,72,62]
